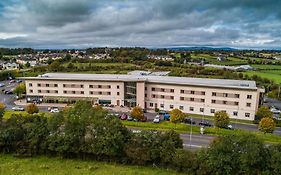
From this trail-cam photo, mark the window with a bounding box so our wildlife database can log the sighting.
[235,94,240,98]
[29,90,33,93]
[211,109,215,113]
[117,92,120,96]
[189,107,194,111]
[98,92,102,95]
[233,111,238,116]
[179,106,184,110]
[55,90,58,94]
[46,84,49,87]
[63,91,67,94]
[190,98,194,101]
[72,91,76,94]
[191,91,195,94]
[247,95,252,99]
[90,91,93,95]
[234,102,239,106]
[145,87,147,90]
[63,84,66,87]
[170,89,174,93]
[170,96,174,100]
[108,85,111,88]
[98,85,102,88]
[180,90,184,93]
[89,85,93,88]
[117,85,120,89]
[46,90,50,93]
[211,100,216,104]
[29,83,33,87]
[170,105,174,109]
[54,84,58,87]
[38,90,41,93]
[152,87,155,91]
[223,93,228,97]
[160,104,164,108]
[107,92,111,95]
[37,83,41,87]
[200,108,204,112]
[245,113,250,118]
[201,99,205,103]
[246,103,251,107]
[150,103,153,107]
[201,91,206,95]
[223,101,227,104]
[180,97,184,101]
[81,91,84,94]
[161,95,165,99]
[152,94,156,98]
[161,88,165,92]
[212,92,216,96]
[80,85,84,88]
[145,93,147,97]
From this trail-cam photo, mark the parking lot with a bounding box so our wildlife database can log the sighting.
[0,79,19,109]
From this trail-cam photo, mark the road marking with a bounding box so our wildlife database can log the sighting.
[183,144,203,148]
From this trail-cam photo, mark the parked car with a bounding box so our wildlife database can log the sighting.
[127,115,133,121]
[16,80,22,83]
[227,124,233,130]
[199,121,212,127]
[0,83,5,87]
[153,115,161,123]
[12,106,25,111]
[120,113,128,120]
[4,90,13,94]
[9,80,16,84]
[50,108,60,113]
[159,111,170,120]
[183,117,196,125]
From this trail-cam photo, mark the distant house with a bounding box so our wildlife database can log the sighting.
[217,55,227,61]
[1,62,19,70]
[16,58,37,67]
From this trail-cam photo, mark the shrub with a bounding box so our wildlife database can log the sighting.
[130,106,145,121]
[256,106,273,121]
[214,111,230,128]
[26,103,39,114]
[170,109,184,125]
[259,117,276,134]
[0,102,5,120]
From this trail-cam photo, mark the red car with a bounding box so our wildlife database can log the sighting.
[120,114,128,120]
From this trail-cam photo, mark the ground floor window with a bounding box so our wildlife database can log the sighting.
[179,106,184,110]
[233,111,238,116]
[189,107,194,111]
[200,108,204,112]
[211,109,215,113]
[170,105,174,109]
[245,113,250,118]
[150,103,153,107]
[160,104,164,108]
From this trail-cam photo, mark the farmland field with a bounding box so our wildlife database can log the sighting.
[0,154,183,175]
[244,71,281,83]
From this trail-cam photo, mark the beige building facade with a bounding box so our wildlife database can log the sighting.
[23,73,264,120]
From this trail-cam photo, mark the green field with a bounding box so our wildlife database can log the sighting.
[244,71,281,83]
[0,154,182,175]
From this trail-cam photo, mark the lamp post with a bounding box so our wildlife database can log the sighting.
[189,116,193,148]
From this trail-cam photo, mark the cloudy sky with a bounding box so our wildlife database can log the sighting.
[0,0,281,49]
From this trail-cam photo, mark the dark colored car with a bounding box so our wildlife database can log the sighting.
[199,121,212,127]
[184,117,196,125]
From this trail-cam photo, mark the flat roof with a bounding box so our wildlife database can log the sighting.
[22,73,257,90]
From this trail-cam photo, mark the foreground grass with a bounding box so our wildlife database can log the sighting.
[0,154,183,175]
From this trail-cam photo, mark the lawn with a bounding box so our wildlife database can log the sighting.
[0,154,183,175]
[244,71,281,83]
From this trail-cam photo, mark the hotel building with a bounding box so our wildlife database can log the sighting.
[23,73,264,120]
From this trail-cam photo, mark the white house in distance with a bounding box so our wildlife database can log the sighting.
[1,62,19,70]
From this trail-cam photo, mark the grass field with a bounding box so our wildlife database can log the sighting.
[244,71,281,83]
[0,154,183,175]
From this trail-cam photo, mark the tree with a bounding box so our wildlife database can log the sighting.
[214,111,230,128]
[170,109,184,127]
[205,134,268,175]
[48,61,61,72]
[0,103,5,120]
[259,117,276,134]
[130,106,145,120]
[13,83,26,98]
[256,106,273,121]
[25,62,30,68]
[26,104,39,114]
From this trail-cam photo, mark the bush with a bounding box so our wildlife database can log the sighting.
[0,102,5,120]
[170,109,184,125]
[26,104,39,114]
[256,106,273,121]
[259,117,276,134]
[214,111,230,128]
[130,106,145,121]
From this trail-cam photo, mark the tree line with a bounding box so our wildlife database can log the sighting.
[0,101,281,174]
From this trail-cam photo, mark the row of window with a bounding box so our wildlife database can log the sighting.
[29,90,120,96]
[29,83,120,89]
[149,103,250,117]
[211,92,252,99]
